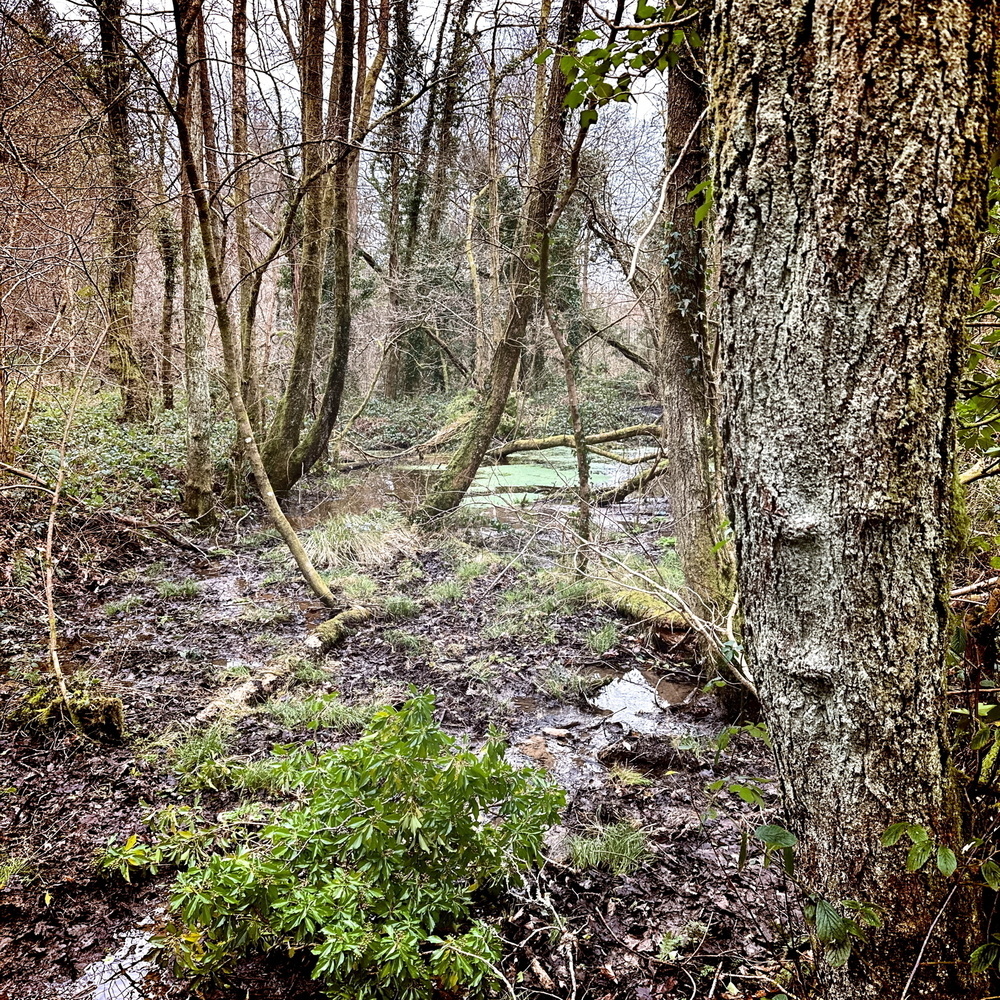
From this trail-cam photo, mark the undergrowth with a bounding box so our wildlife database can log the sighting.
[104,692,564,1000]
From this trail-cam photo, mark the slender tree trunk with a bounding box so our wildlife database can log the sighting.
[380,0,414,399]
[172,0,337,606]
[264,0,389,492]
[281,0,356,486]
[710,3,998,996]
[155,212,179,410]
[180,69,214,524]
[261,0,330,486]
[657,56,732,615]
[96,0,149,422]
[416,0,584,520]
[231,0,263,431]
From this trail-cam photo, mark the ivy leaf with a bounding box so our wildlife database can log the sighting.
[579,108,598,128]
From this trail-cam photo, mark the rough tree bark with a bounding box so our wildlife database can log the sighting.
[657,53,732,616]
[261,0,330,487]
[416,0,584,520]
[710,3,998,996]
[96,0,149,422]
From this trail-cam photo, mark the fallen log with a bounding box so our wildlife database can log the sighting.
[304,606,375,654]
[195,653,301,723]
[604,589,686,632]
[195,608,375,722]
[489,423,665,461]
[591,462,669,506]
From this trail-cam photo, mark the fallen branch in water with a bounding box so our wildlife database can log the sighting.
[590,461,669,506]
[488,423,665,461]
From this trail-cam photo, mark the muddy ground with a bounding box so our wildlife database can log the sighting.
[0,481,797,1000]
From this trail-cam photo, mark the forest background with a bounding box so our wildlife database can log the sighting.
[2,1,1000,1000]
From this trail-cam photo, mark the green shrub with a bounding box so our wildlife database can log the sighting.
[149,693,563,998]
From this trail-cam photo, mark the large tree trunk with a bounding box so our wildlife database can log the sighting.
[179,38,214,526]
[96,0,149,423]
[657,57,732,617]
[416,0,583,521]
[261,0,330,488]
[710,3,997,997]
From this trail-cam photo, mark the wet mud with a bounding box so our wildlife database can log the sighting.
[0,480,790,1000]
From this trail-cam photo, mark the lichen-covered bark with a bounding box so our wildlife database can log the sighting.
[709,3,997,996]
[657,55,732,616]
[97,0,149,423]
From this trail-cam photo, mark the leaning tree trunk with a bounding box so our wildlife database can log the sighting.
[710,3,997,997]
[656,55,732,617]
[416,0,584,521]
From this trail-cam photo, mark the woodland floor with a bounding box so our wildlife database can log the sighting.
[0,470,797,1000]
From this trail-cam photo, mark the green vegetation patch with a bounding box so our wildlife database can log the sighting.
[114,693,563,999]
[301,509,419,569]
[256,693,376,732]
[569,822,650,875]
[156,579,201,600]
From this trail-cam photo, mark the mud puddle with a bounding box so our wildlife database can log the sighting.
[508,666,707,795]
[62,918,163,1000]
